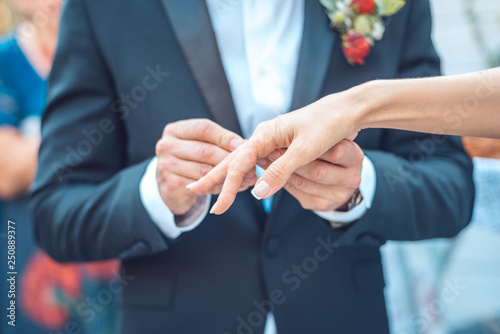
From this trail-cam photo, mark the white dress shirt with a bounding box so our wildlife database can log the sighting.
[140,1,377,331]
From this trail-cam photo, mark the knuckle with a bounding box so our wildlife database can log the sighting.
[311,163,327,182]
[244,166,257,179]
[155,138,173,156]
[157,159,167,174]
[294,175,308,189]
[225,188,238,198]
[252,123,274,150]
[199,144,214,161]
[155,139,166,155]
[200,163,212,176]
[266,161,289,181]
[331,143,347,162]
[332,191,346,205]
[254,121,269,133]
[228,162,247,178]
[316,198,332,212]
[162,122,176,136]
[193,119,212,137]
[165,175,183,190]
[163,158,176,170]
[354,146,364,164]
[300,199,314,211]
[219,132,232,148]
[157,156,176,174]
[273,114,290,130]
[348,174,362,189]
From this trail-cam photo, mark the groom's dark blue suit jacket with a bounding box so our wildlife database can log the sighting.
[32,0,474,333]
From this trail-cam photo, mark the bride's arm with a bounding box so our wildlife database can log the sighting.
[359,68,500,138]
[189,68,500,214]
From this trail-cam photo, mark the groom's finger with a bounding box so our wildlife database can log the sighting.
[156,138,230,166]
[292,160,342,186]
[319,140,363,167]
[164,119,243,152]
[161,157,216,181]
[169,158,257,185]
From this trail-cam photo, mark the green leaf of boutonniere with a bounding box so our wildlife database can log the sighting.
[319,0,336,12]
[381,0,405,16]
[319,0,406,65]
[354,15,372,36]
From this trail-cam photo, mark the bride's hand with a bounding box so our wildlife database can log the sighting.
[187,92,362,214]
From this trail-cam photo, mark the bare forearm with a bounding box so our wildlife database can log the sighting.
[191,69,498,213]
[355,68,500,138]
[0,138,39,199]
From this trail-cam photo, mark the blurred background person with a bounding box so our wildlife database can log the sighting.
[0,1,119,333]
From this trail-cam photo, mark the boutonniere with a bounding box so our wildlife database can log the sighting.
[320,0,406,65]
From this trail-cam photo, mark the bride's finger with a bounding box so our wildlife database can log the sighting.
[208,144,260,214]
[186,156,231,195]
[252,141,315,200]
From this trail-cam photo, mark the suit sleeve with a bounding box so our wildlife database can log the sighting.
[31,0,169,262]
[339,0,475,246]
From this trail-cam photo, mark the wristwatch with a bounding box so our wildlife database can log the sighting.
[339,188,363,212]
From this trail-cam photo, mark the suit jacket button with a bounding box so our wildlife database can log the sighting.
[265,236,281,257]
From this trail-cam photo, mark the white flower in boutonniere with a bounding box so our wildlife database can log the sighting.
[320,0,406,65]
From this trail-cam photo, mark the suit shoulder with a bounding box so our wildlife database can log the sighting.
[77,0,140,14]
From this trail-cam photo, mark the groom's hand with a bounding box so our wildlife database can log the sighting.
[263,140,363,212]
[155,119,256,216]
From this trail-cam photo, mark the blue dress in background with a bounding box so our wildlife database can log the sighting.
[0,33,119,334]
[0,33,46,126]
[0,33,47,334]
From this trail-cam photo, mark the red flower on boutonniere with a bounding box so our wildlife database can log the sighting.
[320,0,406,65]
[342,30,371,65]
[351,0,375,14]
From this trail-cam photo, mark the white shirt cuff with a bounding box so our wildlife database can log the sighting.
[139,157,211,239]
[314,156,376,224]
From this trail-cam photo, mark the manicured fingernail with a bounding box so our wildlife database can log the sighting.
[186,182,197,189]
[209,202,218,214]
[251,181,270,200]
[230,138,243,149]
[256,158,267,166]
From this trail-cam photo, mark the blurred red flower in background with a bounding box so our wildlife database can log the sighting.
[80,260,120,281]
[20,251,119,331]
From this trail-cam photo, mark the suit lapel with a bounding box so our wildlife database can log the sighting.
[272,0,338,215]
[290,0,338,111]
[160,0,243,136]
[160,0,338,222]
